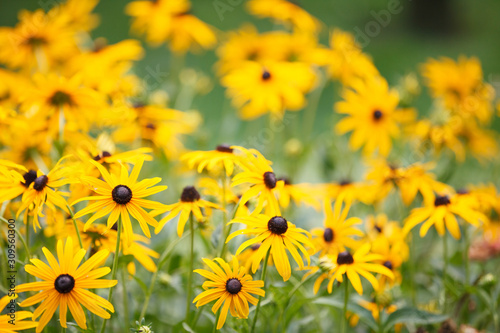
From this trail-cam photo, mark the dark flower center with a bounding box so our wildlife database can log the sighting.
[226,278,242,294]
[268,216,288,235]
[434,195,450,207]
[383,260,393,270]
[54,274,75,294]
[111,185,133,204]
[457,188,469,195]
[323,228,334,243]
[339,179,351,186]
[216,144,233,153]
[181,186,200,202]
[33,175,48,191]
[22,170,37,188]
[26,36,47,47]
[251,243,261,251]
[373,110,383,121]
[146,123,156,130]
[93,151,112,161]
[337,251,354,265]
[263,172,277,189]
[375,226,383,233]
[262,70,271,81]
[49,91,73,107]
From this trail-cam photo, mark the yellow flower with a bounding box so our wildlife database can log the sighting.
[16,157,71,231]
[247,0,320,34]
[226,208,312,281]
[325,243,395,295]
[16,237,117,333]
[302,255,336,294]
[310,199,363,257]
[221,61,315,120]
[72,159,166,246]
[370,235,408,291]
[364,159,450,206]
[153,186,222,237]
[421,56,495,123]
[325,180,374,205]
[126,0,216,53]
[0,9,78,70]
[0,295,38,332]
[0,160,30,203]
[403,193,488,239]
[21,72,106,134]
[193,257,265,330]
[236,243,273,274]
[181,144,244,177]
[336,76,415,157]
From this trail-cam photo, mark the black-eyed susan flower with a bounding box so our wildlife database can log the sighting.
[0,160,32,202]
[403,193,488,239]
[221,61,315,120]
[231,146,283,214]
[421,56,494,124]
[0,295,38,332]
[335,76,415,157]
[324,179,374,205]
[16,237,117,332]
[302,255,336,294]
[370,235,409,291]
[153,185,222,237]
[310,199,363,257]
[181,144,243,177]
[226,208,312,281]
[16,157,71,231]
[72,158,166,246]
[325,243,394,295]
[193,257,265,330]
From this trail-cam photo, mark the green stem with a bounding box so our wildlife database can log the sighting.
[342,276,349,333]
[410,231,417,306]
[139,232,189,321]
[443,233,448,313]
[185,215,195,323]
[250,248,271,333]
[66,204,84,249]
[121,266,130,328]
[303,71,326,142]
[0,216,31,263]
[463,225,470,288]
[220,173,228,257]
[191,306,204,330]
[212,308,221,333]
[100,217,122,333]
[279,273,316,333]
[220,198,242,258]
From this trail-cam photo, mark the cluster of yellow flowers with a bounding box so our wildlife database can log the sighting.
[0,0,499,332]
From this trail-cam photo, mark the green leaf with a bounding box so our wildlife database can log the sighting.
[313,297,378,331]
[182,322,195,333]
[383,307,448,331]
[132,275,149,294]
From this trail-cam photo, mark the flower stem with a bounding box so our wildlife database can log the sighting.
[100,217,122,333]
[139,232,189,321]
[463,225,470,288]
[0,216,30,263]
[342,276,349,333]
[212,308,221,333]
[66,204,84,250]
[185,214,195,323]
[220,173,228,257]
[443,233,448,313]
[121,266,130,328]
[220,198,242,258]
[250,248,271,333]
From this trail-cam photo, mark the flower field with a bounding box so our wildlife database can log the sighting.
[1,1,500,332]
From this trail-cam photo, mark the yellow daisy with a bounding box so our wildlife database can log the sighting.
[16,237,117,333]
[310,199,363,257]
[72,159,166,246]
[226,207,312,281]
[181,144,244,177]
[325,243,395,295]
[193,257,265,330]
[335,76,415,156]
[0,295,38,332]
[403,193,488,239]
[153,185,222,237]
[16,157,71,231]
[231,146,283,214]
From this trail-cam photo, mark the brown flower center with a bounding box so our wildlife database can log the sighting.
[22,170,37,188]
[226,278,242,294]
[263,172,277,189]
[373,109,383,121]
[33,175,48,191]
[434,195,450,207]
[181,186,200,202]
[112,185,133,204]
[54,274,75,294]
[268,216,288,235]
[216,144,233,153]
[323,228,334,243]
[337,251,354,265]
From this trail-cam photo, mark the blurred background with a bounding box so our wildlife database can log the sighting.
[1,0,500,184]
